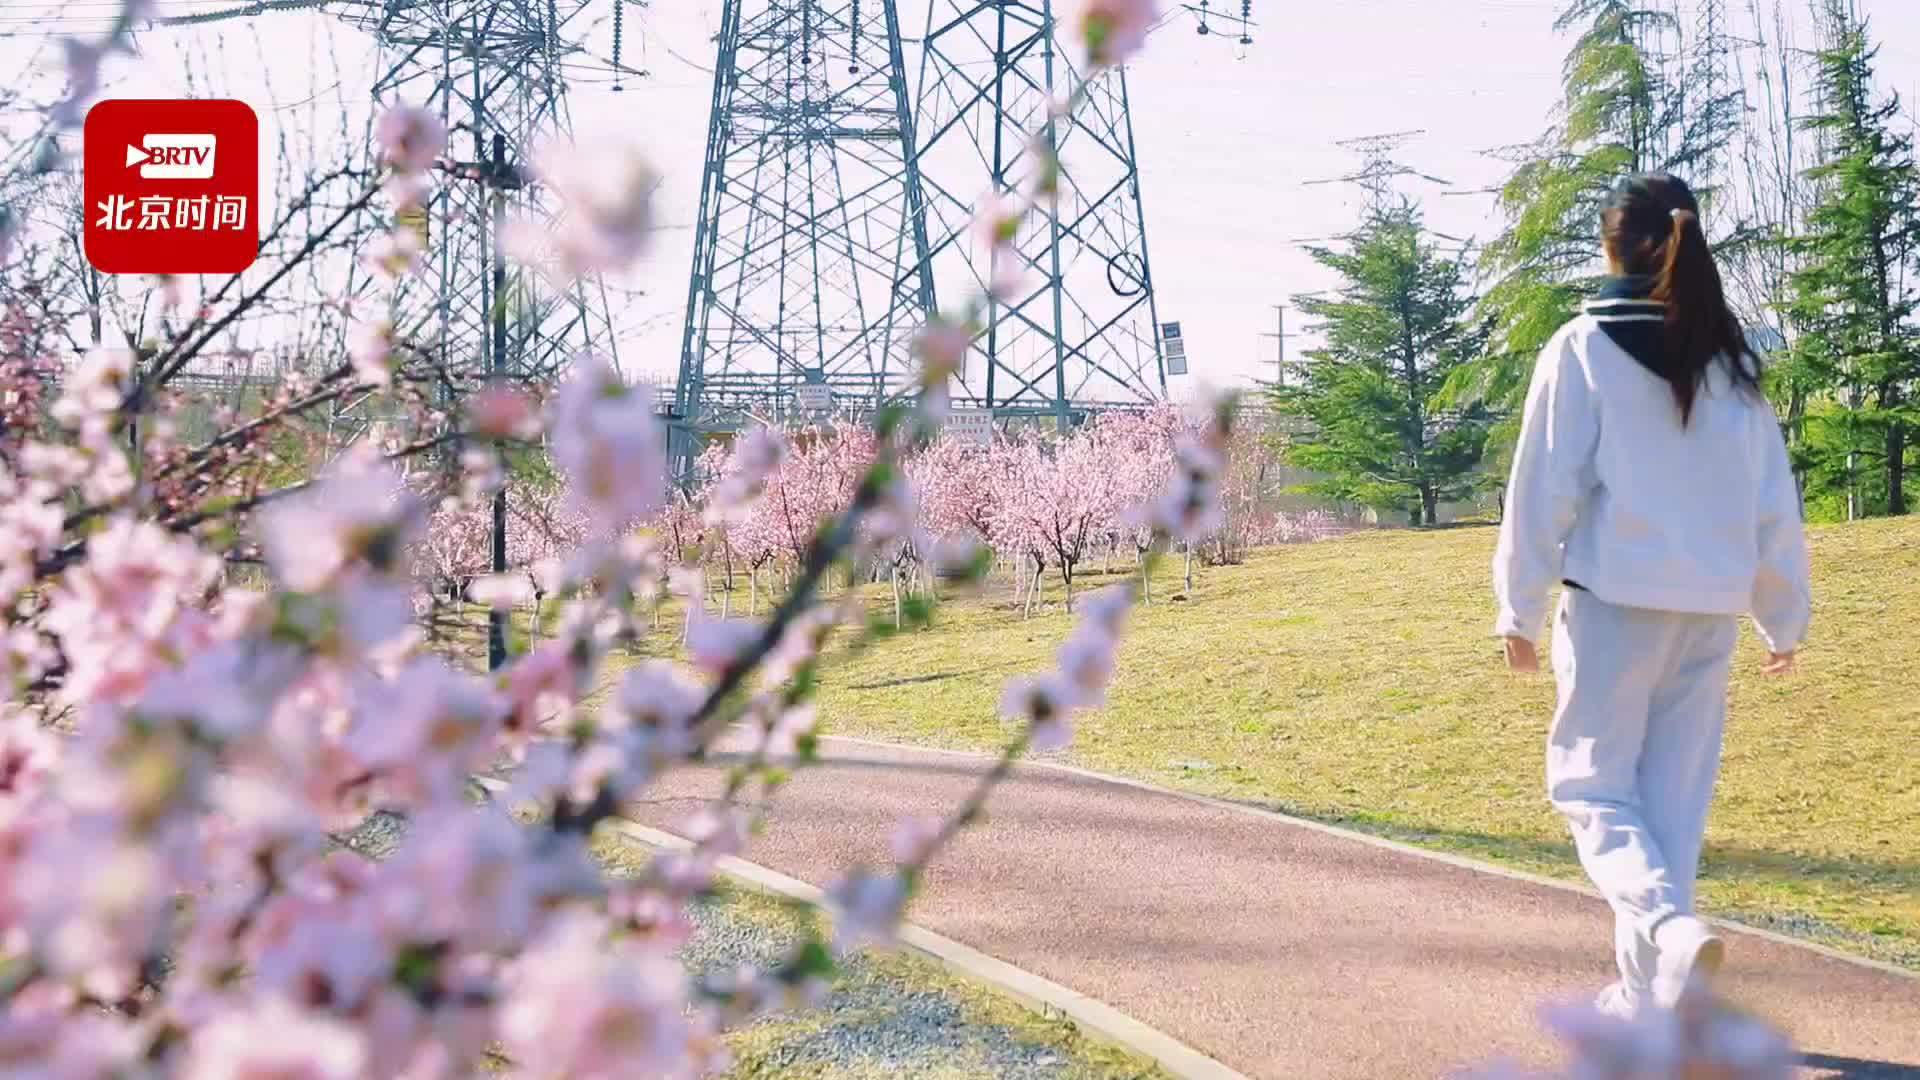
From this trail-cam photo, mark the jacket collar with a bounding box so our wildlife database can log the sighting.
[1584,275,1665,322]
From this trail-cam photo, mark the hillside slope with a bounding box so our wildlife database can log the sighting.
[813,518,1920,968]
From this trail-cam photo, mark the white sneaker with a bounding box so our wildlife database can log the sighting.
[1593,982,1640,1020]
[1652,914,1725,1005]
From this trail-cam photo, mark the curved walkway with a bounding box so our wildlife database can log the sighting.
[625,735,1920,1079]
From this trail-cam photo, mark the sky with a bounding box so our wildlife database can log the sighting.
[6,0,1919,396]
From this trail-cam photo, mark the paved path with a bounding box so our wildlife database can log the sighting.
[627,735,1920,1079]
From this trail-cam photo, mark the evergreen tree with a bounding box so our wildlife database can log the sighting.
[1441,0,1742,454]
[1779,3,1920,519]
[1272,203,1489,526]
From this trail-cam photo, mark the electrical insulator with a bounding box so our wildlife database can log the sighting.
[612,0,625,91]
[849,0,861,73]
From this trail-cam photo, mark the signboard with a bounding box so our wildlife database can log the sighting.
[946,409,995,447]
[794,383,832,413]
[1160,321,1188,376]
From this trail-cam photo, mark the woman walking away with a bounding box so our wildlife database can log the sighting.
[1491,174,1812,1018]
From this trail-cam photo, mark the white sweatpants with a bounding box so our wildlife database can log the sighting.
[1546,588,1739,1000]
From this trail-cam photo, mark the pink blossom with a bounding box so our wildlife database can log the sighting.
[998,673,1075,750]
[383,170,432,212]
[1533,990,1798,1080]
[609,885,695,951]
[971,190,1025,254]
[988,254,1034,304]
[361,228,423,281]
[686,613,762,676]
[889,816,942,865]
[40,515,221,706]
[468,572,534,609]
[825,870,909,954]
[609,660,705,734]
[248,916,390,1013]
[179,996,369,1080]
[702,425,788,526]
[470,383,542,440]
[1054,624,1118,709]
[1061,0,1159,68]
[257,459,421,591]
[50,346,133,430]
[342,658,506,802]
[1078,584,1134,635]
[135,638,302,741]
[682,804,749,858]
[500,913,702,1079]
[375,104,447,173]
[513,141,660,280]
[50,38,107,128]
[913,317,973,386]
[759,702,817,760]
[550,354,667,533]
[0,709,57,815]
[375,808,595,952]
[347,316,397,386]
[502,641,588,733]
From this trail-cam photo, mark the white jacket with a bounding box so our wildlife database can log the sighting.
[1491,315,1812,652]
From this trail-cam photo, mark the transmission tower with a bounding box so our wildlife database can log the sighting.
[339,0,625,393]
[910,0,1167,428]
[673,0,935,478]
[1307,130,1451,218]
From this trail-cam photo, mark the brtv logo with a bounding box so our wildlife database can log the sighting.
[83,99,258,274]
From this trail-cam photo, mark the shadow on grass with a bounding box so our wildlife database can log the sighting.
[1800,1053,1920,1078]
[843,665,1010,692]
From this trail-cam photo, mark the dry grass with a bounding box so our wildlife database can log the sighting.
[798,518,1920,968]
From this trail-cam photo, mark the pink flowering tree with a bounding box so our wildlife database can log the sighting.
[983,434,1057,616]
[0,6,1800,1080]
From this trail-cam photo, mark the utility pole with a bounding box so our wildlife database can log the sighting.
[447,130,525,671]
[488,131,509,673]
[1259,304,1292,386]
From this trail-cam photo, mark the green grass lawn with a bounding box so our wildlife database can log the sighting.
[804,518,1920,968]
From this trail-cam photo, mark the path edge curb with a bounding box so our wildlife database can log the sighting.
[608,818,1252,1080]
[821,735,1920,984]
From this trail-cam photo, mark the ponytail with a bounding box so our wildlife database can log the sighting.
[1602,176,1762,427]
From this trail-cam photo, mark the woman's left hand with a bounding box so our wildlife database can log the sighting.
[1504,636,1540,673]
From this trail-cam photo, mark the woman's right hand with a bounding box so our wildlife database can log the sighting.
[1762,651,1796,676]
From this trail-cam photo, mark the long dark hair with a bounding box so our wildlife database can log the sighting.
[1600,174,1762,425]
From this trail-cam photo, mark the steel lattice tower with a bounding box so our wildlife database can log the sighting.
[1692,0,1730,192]
[675,0,936,475]
[911,0,1164,427]
[341,0,624,390]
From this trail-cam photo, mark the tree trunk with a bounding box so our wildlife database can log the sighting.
[1059,562,1075,612]
[891,565,903,629]
[1421,487,1439,527]
[749,569,758,616]
[1138,548,1150,605]
[1888,422,1908,516]
[1184,547,1194,594]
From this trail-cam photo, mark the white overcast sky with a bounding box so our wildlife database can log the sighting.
[5,0,1918,393]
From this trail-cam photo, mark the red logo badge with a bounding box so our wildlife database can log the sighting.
[83,99,259,275]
